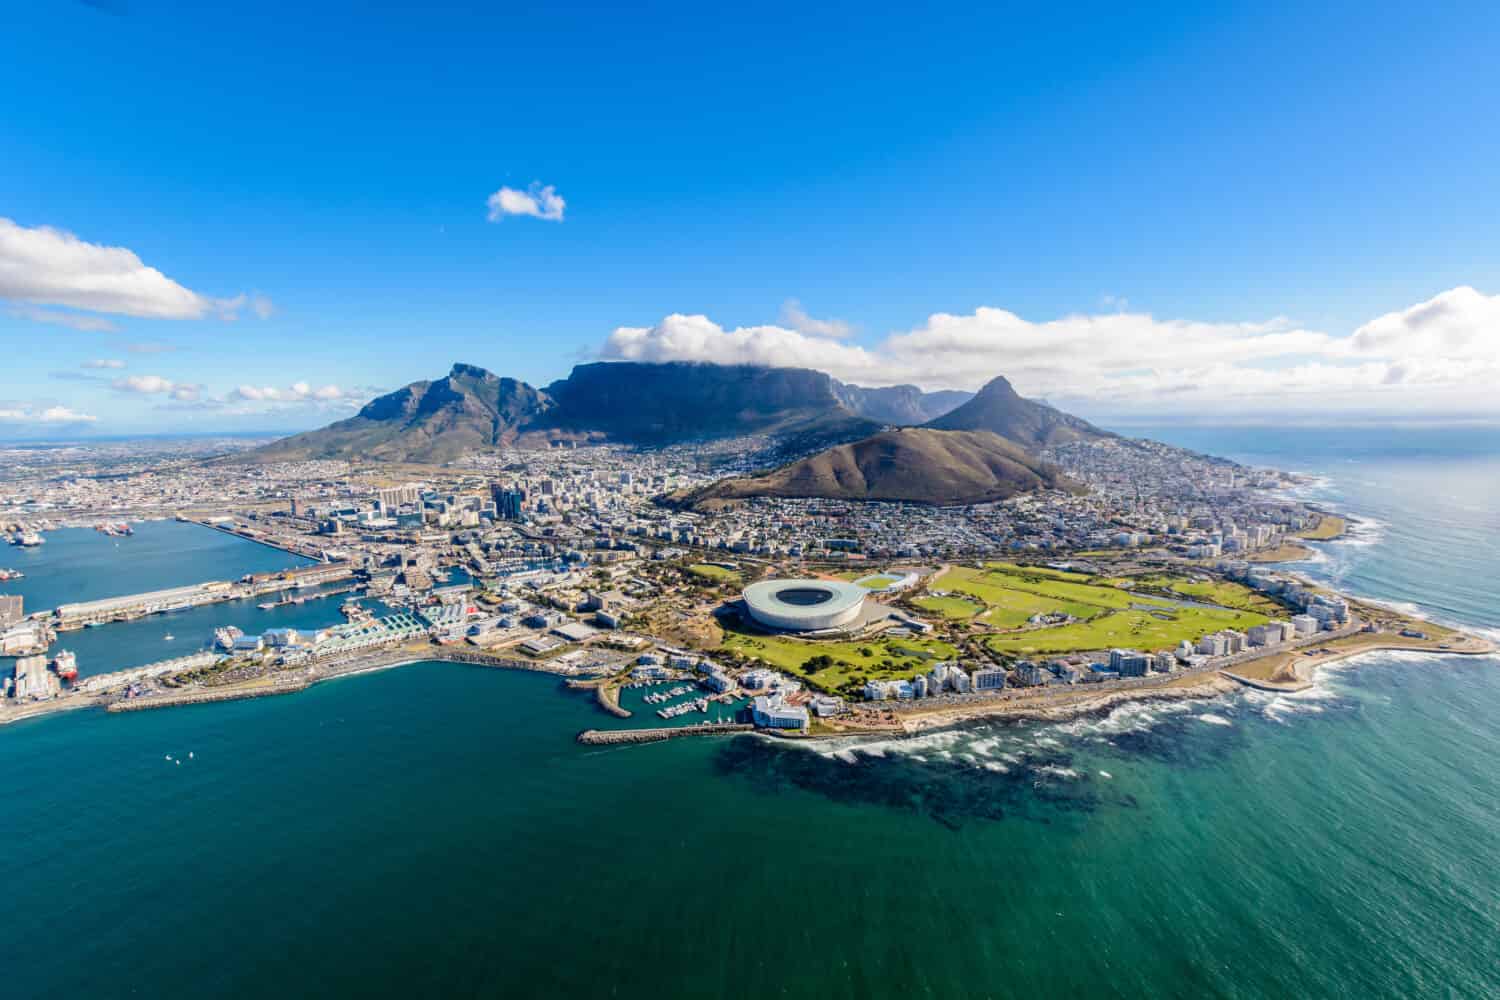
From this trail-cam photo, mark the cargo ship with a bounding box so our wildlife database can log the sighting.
[51,650,78,682]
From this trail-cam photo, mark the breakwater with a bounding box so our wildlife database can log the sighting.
[107,678,310,712]
[577,722,753,745]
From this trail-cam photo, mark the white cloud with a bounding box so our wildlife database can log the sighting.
[231,382,348,402]
[1348,286,1500,361]
[9,304,119,332]
[604,313,881,373]
[0,404,97,424]
[780,299,853,338]
[0,217,271,320]
[82,358,126,369]
[486,183,566,222]
[112,374,202,402]
[597,287,1500,414]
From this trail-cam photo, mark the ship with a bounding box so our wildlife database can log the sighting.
[0,568,23,581]
[214,625,245,650]
[51,651,78,682]
[12,530,44,547]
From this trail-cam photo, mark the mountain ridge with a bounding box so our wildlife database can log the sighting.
[244,361,1105,465]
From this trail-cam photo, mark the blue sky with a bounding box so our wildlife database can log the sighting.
[3,1,1499,435]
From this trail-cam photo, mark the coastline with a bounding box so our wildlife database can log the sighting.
[5,622,1494,735]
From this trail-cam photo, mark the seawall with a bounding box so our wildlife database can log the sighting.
[107,679,310,712]
[577,723,753,745]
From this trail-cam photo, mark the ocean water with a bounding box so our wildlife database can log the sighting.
[1,520,322,678]
[0,519,312,616]
[1,428,1497,999]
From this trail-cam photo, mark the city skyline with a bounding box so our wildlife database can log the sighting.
[4,2,1500,434]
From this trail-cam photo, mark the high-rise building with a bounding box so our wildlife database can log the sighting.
[490,482,526,521]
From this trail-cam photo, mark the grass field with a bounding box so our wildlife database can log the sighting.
[929,564,1138,628]
[1134,575,1285,614]
[687,563,742,585]
[1296,515,1347,541]
[718,622,959,694]
[911,594,986,619]
[982,603,1270,657]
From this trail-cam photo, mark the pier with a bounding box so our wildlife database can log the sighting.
[182,515,332,561]
[50,563,356,628]
[576,722,753,745]
[108,677,309,712]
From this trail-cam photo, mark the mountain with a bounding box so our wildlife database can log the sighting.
[248,363,552,463]
[246,361,879,463]
[539,362,878,446]
[675,427,1075,509]
[830,381,973,425]
[923,375,1111,449]
[246,360,1110,466]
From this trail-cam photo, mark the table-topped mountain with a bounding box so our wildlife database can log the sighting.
[247,361,969,463]
[245,361,1106,470]
[674,427,1077,509]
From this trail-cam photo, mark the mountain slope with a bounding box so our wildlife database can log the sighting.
[924,376,1110,449]
[539,361,878,445]
[830,381,972,425]
[677,427,1074,508]
[249,363,552,463]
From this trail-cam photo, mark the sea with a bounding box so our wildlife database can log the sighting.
[1,427,1497,999]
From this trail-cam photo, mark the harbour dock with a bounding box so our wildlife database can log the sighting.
[576,722,753,745]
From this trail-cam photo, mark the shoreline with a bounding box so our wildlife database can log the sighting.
[4,628,1494,734]
[0,644,587,727]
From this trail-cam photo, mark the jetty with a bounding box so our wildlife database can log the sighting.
[577,722,753,745]
[108,677,310,712]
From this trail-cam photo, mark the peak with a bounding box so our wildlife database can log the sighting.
[976,375,1017,395]
[448,363,495,380]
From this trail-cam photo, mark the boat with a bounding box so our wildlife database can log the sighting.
[51,651,78,681]
[163,634,175,641]
[257,602,277,610]
[0,568,22,581]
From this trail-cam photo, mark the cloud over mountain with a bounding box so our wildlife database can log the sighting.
[598,287,1500,414]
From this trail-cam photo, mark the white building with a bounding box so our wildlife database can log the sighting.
[752,694,809,731]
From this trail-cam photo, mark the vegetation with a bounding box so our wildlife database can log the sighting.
[686,563,742,585]
[1296,514,1347,541]
[717,620,958,697]
[982,603,1269,656]
[684,428,1073,508]
[932,563,1138,627]
[1133,574,1284,614]
[911,594,986,619]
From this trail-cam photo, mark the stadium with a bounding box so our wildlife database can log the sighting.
[741,579,868,633]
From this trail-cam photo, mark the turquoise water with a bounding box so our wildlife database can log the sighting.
[1,520,323,678]
[1,429,1497,998]
[0,520,312,615]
